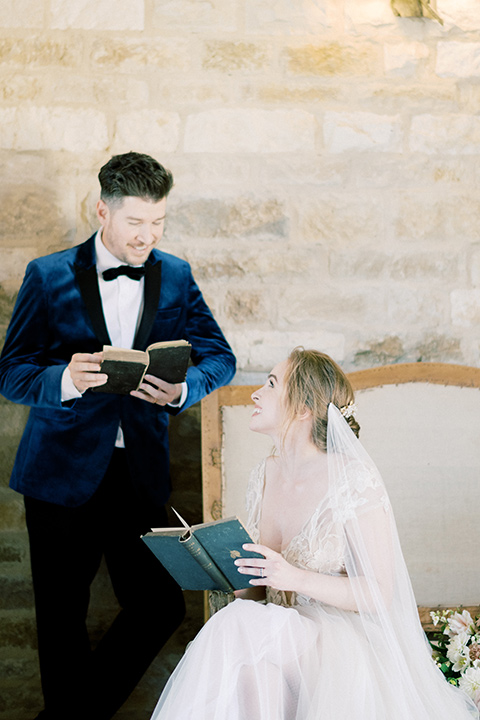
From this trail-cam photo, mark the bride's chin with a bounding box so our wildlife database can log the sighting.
[249,421,269,436]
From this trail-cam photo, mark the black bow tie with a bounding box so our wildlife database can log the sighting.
[102,265,146,282]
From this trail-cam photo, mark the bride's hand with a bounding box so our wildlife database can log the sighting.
[235,543,304,592]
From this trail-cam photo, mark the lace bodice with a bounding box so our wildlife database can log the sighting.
[245,457,389,608]
[245,458,344,608]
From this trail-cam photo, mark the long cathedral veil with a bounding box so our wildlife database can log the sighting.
[326,403,479,718]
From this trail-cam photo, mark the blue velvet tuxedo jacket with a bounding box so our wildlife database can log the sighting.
[0,234,236,509]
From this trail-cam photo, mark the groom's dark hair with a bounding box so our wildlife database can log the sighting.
[98,152,174,205]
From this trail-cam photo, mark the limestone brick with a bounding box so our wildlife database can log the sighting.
[203,41,269,72]
[324,112,402,153]
[345,0,396,29]
[90,38,191,71]
[354,336,405,367]
[254,84,339,104]
[387,285,448,326]
[278,285,386,329]
[51,0,144,31]
[369,83,457,113]
[152,0,237,31]
[0,107,108,153]
[436,42,480,78]
[0,36,79,67]
[471,248,480,287]
[457,83,480,114]
[150,81,232,106]
[300,194,385,247]
[224,291,267,325]
[349,156,475,190]
[451,289,480,328]
[245,0,329,35]
[0,533,27,564]
[0,492,25,532]
[0,108,16,147]
[329,251,389,280]
[392,192,480,244]
[166,196,288,240]
[0,183,71,251]
[178,250,246,281]
[390,252,461,281]
[414,333,462,362]
[47,76,149,107]
[410,114,480,155]
[1,0,44,27]
[384,41,429,76]
[0,654,38,681]
[163,156,253,196]
[253,156,348,188]
[0,672,43,720]
[228,329,346,370]
[437,0,480,31]
[0,613,37,649]
[0,74,44,102]
[286,42,380,77]
[184,109,316,153]
[0,250,41,296]
[113,111,180,154]
[0,576,34,611]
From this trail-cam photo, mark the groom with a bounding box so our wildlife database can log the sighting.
[0,152,236,719]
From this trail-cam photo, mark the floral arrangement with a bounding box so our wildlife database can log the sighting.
[428,608,480,711]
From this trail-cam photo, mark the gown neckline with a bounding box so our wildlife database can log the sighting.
[257,456,331,557]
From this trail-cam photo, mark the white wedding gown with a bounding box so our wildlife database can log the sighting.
[150,458,478,720]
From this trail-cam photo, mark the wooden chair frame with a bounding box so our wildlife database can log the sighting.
[201,362,480,628]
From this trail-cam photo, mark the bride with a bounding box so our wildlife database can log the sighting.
[150,348,478,719]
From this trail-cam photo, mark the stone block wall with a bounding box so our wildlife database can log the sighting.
[1,1,479,718]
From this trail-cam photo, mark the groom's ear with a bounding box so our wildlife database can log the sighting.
[96,199,109,226]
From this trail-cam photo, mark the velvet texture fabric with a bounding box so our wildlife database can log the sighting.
[0,234,236,509]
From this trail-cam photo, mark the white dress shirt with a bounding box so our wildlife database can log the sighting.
[61,231,187,446]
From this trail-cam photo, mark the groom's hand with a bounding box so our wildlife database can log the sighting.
[130,375,182,406]
[68,352,107,392]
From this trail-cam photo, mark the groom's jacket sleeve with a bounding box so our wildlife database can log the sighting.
[172,262,236,412]
[0,259,69,408]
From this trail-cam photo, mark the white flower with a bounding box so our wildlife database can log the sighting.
[458,666,480,702]
[430,609,451,627]
[447,632,471,672]
[447,610,474,637]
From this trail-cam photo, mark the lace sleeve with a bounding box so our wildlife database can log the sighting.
[332,459,390,523]
[244,458,267,543]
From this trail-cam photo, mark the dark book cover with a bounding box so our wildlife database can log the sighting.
[94,359,146,395]
[92,340,191,395]
[142,516,263,592]
[147,344,192,385]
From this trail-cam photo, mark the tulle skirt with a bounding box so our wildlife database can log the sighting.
[150,598,478,720]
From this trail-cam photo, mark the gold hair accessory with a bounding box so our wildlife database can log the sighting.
[340,402,357,420]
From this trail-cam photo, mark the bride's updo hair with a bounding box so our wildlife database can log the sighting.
[283,347,360,451]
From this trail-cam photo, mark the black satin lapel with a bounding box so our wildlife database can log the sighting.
[133,261,162,350]
[75,264,111,347]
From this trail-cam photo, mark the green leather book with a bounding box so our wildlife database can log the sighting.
[141,510,263,592]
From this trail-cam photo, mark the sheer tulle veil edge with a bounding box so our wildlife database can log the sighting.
[326,403,479,718]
